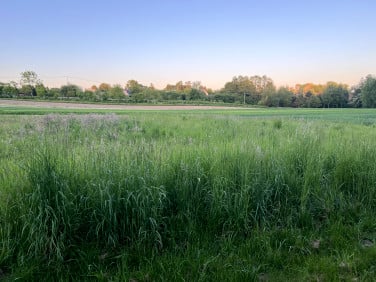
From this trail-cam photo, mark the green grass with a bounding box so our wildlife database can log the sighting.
[1,109,376,280]
[2,105,376,124]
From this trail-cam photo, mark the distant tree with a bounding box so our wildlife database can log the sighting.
[291,93,306,108]
[35,84,47,97]
[308,95,322,108]
[164,84,176,91]
[161,91,181,100]
[360,75,376,108]
[146,88,162,101]
[80,90,95,100]
[321,83,349,108]
[0,82,18,97]
[224,76,253,93]
[261,87,293,107]
[99,83,111,92]
[163,80,210,100]
[293,83,325,96]
[191,81,202,90]
[163,81,193,92]
[188,88,205,100]
[126,80,145,94]
[259,79,276,105]
[20,71,41,86]
[348,86,362,108]
[277,87,294,107]
[96,83,111,100]
[20,85,36,96]
[132,88,162,103]
[259,93,278,107]
[109,84,125,99]
[221,75,278,104]
[211,92,236,103]
[46,88,61,98]
[20,70,41,96]
[60,84,82,98]
[9,81,18,89]
[222,76,258,103]
[250,75,274,96]
[176,81,185,91]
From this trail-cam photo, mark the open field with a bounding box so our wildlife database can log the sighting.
[2,99,376,123]
[0,99,245,110]
[1,108,376,280]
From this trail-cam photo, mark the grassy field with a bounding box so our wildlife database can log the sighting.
[1,107,376,281]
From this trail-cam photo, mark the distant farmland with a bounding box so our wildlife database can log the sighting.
[0,99,244,110]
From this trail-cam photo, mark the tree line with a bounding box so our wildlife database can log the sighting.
[1,71,376,107]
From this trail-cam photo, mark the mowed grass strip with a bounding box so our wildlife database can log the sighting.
[2,104,376,124]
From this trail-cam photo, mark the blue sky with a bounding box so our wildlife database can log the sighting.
[1,0,375,89]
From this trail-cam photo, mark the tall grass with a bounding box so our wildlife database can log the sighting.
[1,112,376,279]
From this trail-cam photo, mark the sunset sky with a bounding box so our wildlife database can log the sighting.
[1,0,375,90]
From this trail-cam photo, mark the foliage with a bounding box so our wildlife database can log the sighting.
[108,84,126,99]
[305,93,322,108]
[2,71,376,109]
[161,90,182,101]
[222,75,258,103]
[19,71,42,96]
[126,79,145,94]
[60,84,82,98]
[348,86,362,108]
[46,88,61,99]
[221,75,276,104]
[98,83,111,92]
[276,87,294,106]
[131,88,161,102]
[188,88,205,100]
[20,84,36,96]
[360,75,376,108]
[20,71,41,86]
[210,92,237,103]
[293,83,325,96]
[321,83,349,108]
[0,83,18,97]
[35,84,47,97]
[260,87,294,107]
[165,80,193,92]
[250,75,274,95]
[79,90,96,100]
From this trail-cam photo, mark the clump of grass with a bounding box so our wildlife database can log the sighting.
[273,119,282,129]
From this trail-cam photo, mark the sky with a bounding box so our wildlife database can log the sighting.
[1,0,376,90]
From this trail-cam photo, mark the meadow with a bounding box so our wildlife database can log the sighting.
[1,107,376,281]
